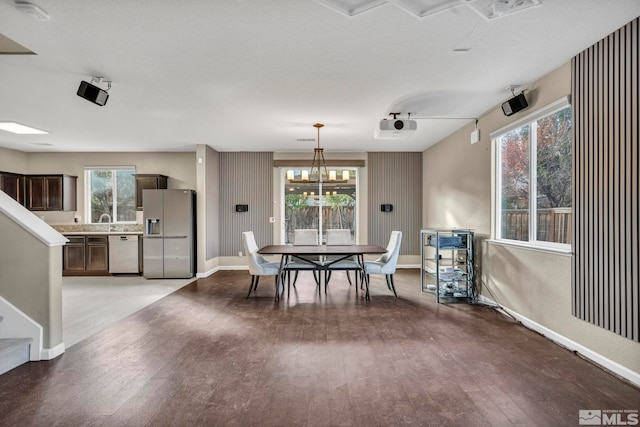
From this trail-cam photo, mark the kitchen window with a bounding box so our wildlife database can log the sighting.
[85,166,136,224]
[493,97,572,250]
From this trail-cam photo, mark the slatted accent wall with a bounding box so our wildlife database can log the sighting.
[572,17,639,341]
[367,152,421,255]
[219,152,274,257]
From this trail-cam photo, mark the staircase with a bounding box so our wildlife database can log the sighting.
[0,316,32,375]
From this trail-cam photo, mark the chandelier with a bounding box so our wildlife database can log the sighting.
[287,123,349,183]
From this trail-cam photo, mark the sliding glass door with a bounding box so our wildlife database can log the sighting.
[283,168,357,244]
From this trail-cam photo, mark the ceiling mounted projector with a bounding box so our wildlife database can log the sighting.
[77,80,109,106]
[375,119,417,139]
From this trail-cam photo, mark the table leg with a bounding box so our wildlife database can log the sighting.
[359,254,370,301]
[275,255,286,302]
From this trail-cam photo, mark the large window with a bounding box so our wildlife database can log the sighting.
[495,97,572,248]
[85,167,136,224]
[283,168,357,244]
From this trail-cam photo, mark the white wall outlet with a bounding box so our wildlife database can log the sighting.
[269,217,275,223]
[238,251,243,257]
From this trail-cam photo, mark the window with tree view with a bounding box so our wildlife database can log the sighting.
[86,167,136,224]
[496,98,572,247]
[283,169,357,244]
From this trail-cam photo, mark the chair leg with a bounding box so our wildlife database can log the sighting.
[246,275,256,298]
[346,271,352,285]
[254,276,260,291]
[385,275,392,291]
[388,274,398,298]
[293,270,299,286]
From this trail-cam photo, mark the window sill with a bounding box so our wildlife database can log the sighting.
[487,239,572,256]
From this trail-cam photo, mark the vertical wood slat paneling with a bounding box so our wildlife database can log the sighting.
[219,152,273,257]
[572,17,639,342]
[367,152,421,255]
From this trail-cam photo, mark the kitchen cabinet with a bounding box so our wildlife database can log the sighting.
[63,235,109,276]
[63,236,86,272]
[86,236,109,273]
[0,171,25,205]
[27,175,77,211]
[135,174,168,210]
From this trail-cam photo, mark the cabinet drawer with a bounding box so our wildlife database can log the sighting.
[87,236,108,245]
[66,236,86,244]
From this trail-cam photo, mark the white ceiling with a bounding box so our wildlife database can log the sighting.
[0,0,638,153]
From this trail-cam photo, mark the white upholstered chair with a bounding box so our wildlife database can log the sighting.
[364,230,402,297]
[242,231,281,298]
[324,229,360,291]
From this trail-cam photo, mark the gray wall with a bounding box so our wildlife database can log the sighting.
[367,152,422,254]
[206,146,220,259]
[572,17,639,341]
[219,152,274,256]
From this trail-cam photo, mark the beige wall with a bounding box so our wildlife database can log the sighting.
[0,147,28,173]
[22,152,197,224]
[0,214,62,348]
[196,144,220,275]
[423,61,640,375]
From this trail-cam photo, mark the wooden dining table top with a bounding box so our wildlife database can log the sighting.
[257,244,387,256]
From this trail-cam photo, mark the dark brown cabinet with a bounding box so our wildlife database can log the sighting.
[27,175,77,211]
[0,172,25,204]
[63,236,86,272]
[135,174,167,210]
[86,236,109,272]
[63,235,109,276]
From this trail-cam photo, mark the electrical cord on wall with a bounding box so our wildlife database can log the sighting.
[471,276,519,324]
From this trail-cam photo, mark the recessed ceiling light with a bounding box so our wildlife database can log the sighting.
[0,121,50,134]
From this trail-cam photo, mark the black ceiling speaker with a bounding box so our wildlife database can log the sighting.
[501,93,528,116]
[77,81,109,106]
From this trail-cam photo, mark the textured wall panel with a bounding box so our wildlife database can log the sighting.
[219,152,273,256]
[367,152,422,255]
[572,18,639,341]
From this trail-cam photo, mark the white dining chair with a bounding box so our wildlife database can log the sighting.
[242,231,281,298]
[364,230,402,297]
[324,229,360,291]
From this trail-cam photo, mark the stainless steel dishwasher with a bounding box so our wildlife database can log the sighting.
[108,235,139,274]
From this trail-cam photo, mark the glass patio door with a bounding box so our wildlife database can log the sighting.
[283,168,357,244]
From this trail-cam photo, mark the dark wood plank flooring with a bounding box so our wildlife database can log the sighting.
[0,270,638,426]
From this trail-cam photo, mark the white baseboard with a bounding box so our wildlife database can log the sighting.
[476,295,640,388]
[40,342,65,360]
[196,266,220,278]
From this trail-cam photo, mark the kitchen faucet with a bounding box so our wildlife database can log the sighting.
[98,213,112,232]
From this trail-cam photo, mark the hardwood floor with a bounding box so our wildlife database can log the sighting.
[1,270,638,426]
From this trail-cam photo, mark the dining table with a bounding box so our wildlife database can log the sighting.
[257,244,388,302]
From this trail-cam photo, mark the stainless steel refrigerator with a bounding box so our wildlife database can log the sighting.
[143,189,195,279]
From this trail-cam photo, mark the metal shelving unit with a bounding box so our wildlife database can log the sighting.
[420,229,474,303]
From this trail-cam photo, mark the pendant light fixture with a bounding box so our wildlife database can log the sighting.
[286,123,349,184]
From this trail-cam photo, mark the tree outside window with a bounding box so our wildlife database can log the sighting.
[87,168,136,223]
[498,102,572,246]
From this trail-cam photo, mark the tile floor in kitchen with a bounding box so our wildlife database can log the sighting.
[63,275,195,347]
